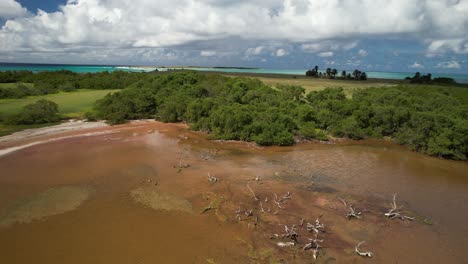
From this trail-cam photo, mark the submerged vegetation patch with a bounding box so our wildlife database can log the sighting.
[0,185,92,227]
[131,187,192,213]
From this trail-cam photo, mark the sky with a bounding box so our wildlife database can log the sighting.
[0,0,467,73]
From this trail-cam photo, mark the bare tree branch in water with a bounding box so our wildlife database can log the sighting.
[207,173,218,184]
[246,183,260,201]
[282,224,299,243]
[259,201,265,213]
[303,234,324,260]
[355,241,373,258]
[272,191,292,209]
[339,198,362,219]
[306,218,325,234]
[384,193,414,221]
[200,152,210,160]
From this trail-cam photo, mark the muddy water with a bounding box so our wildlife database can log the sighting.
[0,121,467,263]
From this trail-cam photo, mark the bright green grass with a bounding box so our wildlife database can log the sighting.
[0,89,119,118]
[0,89,118,136]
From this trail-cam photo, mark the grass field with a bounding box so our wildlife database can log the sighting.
[210,72,398,94]
[0,89,119,118]
[254,76,396,93]
[0,89,118,136]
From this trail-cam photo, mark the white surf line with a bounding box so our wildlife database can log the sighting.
[0,130,119,157]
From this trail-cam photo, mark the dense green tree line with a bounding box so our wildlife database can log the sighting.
[92,71,468,160]
[0,70,144,98]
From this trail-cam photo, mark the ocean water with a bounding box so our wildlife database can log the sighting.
[1,63,467,83]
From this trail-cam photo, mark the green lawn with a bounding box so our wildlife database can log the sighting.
[0,89,119,118]
[0,89,119,137]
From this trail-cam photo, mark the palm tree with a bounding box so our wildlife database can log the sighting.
[360,72,367,80]
[341,70,346,79]
[331,69,338,78]
[326,68,332,78]
[353,69,361,80]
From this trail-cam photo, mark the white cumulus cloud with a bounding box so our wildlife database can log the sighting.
[0,0,27,19]
[409,62,424,69]
[200,50,216,56]
[318,51,334,57]
[358,49,368,57]
[436,61,461,69]
[275,48,288,57]
[0,0,467,63]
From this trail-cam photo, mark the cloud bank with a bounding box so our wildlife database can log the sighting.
[0,0,467,70]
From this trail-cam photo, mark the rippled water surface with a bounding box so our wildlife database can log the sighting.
[0,121,467,263]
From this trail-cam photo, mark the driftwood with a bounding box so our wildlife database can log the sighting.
[384,194,414,221]
[306,218,325,234]
[339,198,362,219]
[299,218,304,227]
[207,173,218,184]
[282,224,299,243]
[247,184,260,201]
[273,191,291,209]
[277,242,295,247]
[200,152,210,160]
[355,241,373,258]
[303,235,323,260]
[235,206,254,221]
[273,193,283,209]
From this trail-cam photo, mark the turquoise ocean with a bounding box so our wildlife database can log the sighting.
[1,63,467,84]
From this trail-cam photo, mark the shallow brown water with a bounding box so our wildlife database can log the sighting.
[0,121,467,263]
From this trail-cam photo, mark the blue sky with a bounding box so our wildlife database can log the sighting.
[0,0,467,74]
[17,0,66,13]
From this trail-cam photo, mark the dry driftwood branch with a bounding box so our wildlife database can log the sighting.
[235,206,255,221]
[282,191,292,200]
[355,241,373,258]
[247,183,260,201]
[273,193,283,209]
[339,198,362,219]
[384,194,414,221]
[235,206,242,221]
[207,173,218,184]
[245,209,254,217]
[282,224,299,243]
[200,152,211,160]
[272,192,292,209]
[303,235,324,260]
[306,218,325,234]
[260,202,266,213]
[277,241,295,247]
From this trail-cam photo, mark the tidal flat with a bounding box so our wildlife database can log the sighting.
[0,121,467,263]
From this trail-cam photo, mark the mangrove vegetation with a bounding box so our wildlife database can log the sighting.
[92,71,468,160]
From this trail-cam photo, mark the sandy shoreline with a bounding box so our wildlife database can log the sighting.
[0,120,110,156]
[0,120,108,145]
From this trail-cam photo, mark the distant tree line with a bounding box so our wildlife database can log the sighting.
[91,71,467,160]
[306,66,367,80]
[406,72,457,84]
[0,70,145,99]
